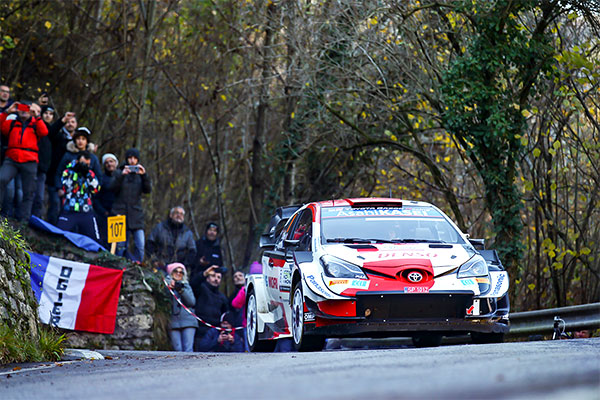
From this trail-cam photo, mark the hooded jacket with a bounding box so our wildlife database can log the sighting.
[55,141,101,187]
[0,112,48,163]
[109,162,152,230]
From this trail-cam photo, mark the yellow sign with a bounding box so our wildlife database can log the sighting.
[107,215,126,243]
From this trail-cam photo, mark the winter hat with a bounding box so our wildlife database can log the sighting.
[102,153,118,165]
[125,148,140,160]
[40,105,55,115]
[72,127,91,140]
[166,262,186,276]
[249,261,262,275]
[220,311,234,325]
[206,222,219,233]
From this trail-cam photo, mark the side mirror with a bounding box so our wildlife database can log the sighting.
[469,238,485,250]
[284,239,300,248]
[259,233,276,250]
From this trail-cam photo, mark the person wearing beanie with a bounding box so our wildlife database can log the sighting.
[146,206,197,268]
[165,263,197,352]
[54,126,101,192]
[94,153,119,247]
[196,311,244,352]
[109,148,151,262]
[192,221,224,279]
[31,105,54,218]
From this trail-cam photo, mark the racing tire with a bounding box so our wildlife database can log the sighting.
[471,332,505,344]
[412,333,443,348]
[246,288,276,352]
[291,281,325,352]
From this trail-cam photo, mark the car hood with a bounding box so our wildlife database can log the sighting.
[324,242,476,274]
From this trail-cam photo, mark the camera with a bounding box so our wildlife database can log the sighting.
[127,165,140,173]
[173,281,184,292]
[17,103,30,112]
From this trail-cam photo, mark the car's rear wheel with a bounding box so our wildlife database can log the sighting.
[246,288,275,352]
[291,282,324,352]
[471,332,505,344]
[412,333,443,348]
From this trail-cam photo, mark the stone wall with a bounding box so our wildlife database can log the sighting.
[0,245,39,340]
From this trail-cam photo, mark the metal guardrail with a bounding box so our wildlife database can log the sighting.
[508,302,600,337]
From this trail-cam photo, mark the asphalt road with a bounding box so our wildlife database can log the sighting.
[1,338,599,399]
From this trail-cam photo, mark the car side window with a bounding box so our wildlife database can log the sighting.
[292,209,313,251]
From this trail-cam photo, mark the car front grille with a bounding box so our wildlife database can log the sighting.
[356,292,473,320]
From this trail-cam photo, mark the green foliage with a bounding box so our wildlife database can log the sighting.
[0,324,65,364]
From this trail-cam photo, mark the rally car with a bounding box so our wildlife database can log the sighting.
[245,198,510,351]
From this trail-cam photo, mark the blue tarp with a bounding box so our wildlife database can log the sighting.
[29,215,107,253]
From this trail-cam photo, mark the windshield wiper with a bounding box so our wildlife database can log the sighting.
[391,239,446,244]
[326,238,375,244]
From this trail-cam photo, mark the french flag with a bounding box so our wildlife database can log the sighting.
[29,253,123,334]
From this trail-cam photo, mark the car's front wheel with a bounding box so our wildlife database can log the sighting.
[246,288,275,352]
[291,282,324,352]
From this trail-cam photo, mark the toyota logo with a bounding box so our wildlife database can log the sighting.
[407,271,423,283]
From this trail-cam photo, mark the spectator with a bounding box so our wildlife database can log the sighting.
[31,105,54,218]
[110,148,151,262]
[0,85,12,112]
[196,312,244,353]
[54,127,101,190]
[146,206,196,268]
[0,101,48,221]
[190,265,229,350]
[46,111,76,224]
[165,262,197,352]
[229,270,246,329]
[57,151,101,241]
[193,222,224,277]
[94,153,118,247]
[38,92,49,106]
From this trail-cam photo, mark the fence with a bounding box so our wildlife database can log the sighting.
[507,302,600,337]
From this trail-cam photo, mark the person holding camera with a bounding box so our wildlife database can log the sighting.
[109,148,151,262]
[56,151,101,241]
[196,311,244,352]
[165,262,198,352]
[0,101,48,221]
[190,264,229,350]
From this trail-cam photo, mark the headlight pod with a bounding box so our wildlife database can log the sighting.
[321,255,367,280]
[457,255,489,278]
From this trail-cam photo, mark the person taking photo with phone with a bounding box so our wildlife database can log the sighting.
[110,148,152,262]
[0,101,48,221]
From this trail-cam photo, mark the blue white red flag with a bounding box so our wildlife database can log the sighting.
[29,252,123,334]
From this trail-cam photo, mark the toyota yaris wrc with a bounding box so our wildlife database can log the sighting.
[246,198,510,351]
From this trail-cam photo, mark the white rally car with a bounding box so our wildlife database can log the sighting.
[246,198,510,351]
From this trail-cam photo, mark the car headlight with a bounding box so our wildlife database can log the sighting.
[321,255,367,279]
[457,255,488,278]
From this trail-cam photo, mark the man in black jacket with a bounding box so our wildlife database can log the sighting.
[192,222,224,279]
[190,265,229,350]
[110,148,151,262]
[146,206,196,268]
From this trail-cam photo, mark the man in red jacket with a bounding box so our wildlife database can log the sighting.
[0,101,48,221]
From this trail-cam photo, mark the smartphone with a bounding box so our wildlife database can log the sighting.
[127,165,140,173]
[17,103,30,112]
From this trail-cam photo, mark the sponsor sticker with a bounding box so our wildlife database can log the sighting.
[306,274,330,297]
[490,274,505,296]
[279,269,292,292]
[461,279,475,286]
[268,276,278,289]
[350,279,369,288]
[476,277,490,284]
[321,206,444,219]
[404,286,429,293]
[328,279,349,286]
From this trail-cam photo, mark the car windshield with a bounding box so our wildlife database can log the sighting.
[320,205,465,244]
